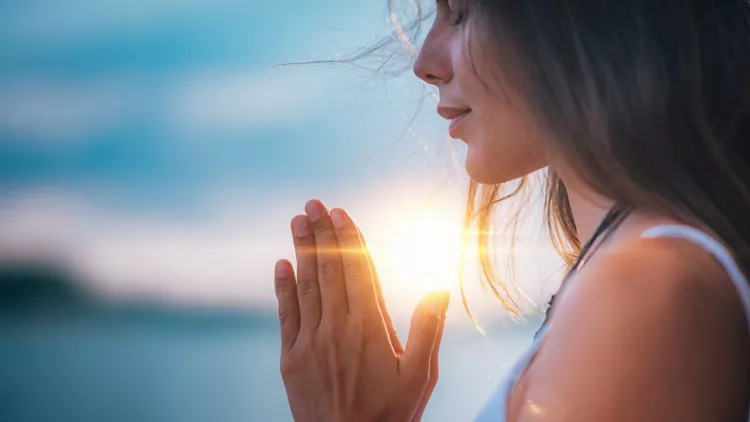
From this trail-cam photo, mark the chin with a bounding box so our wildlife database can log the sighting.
[466,165,498,184]
[465,146,539,185]
[465,148,509,185]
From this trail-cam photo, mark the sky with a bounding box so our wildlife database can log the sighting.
[0,0,564,322]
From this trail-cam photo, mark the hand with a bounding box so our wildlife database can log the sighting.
[274,200,450,422]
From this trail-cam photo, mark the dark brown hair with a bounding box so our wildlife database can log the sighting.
[466,0,750,315]
[354,0,750,318]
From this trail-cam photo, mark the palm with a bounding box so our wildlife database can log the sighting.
[357,228,443,422]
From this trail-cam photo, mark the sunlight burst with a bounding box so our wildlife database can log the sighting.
[371,211,464,298]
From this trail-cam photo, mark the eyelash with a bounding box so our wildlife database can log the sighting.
[437,0,465,26]
[450,9,465,26]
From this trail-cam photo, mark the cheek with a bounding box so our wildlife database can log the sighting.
[464,110,549,184]
[452,27,549,183]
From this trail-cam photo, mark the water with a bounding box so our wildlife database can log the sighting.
[0,315,534,422]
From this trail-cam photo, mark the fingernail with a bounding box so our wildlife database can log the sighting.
[441,293,451,315]
[331,209,347,229]
[275,260,292,278]
[305,200,325,221]
[428,291,449,314]
[292,216,310,237]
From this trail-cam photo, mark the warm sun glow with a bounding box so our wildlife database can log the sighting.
[369,211,465,299]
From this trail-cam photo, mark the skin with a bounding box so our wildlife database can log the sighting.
[275,0,750,420]
[276,203,448,422]
[414,0,548,186]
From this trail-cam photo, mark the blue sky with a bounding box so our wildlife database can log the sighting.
[0,0,432,194]
[0,0,562,321]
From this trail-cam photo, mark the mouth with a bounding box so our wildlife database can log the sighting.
[448,111,471,139]
[437,106,472,139]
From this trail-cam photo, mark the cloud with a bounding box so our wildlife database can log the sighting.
[0,183,564,320]
[0,0,220,45]
[0,66,342,146]
[165,68,335,135]
[0,77,140,145]
[0,189,292,308]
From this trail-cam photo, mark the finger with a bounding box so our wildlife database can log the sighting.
[330,208,379,316]
[428,306,447,382]
[403,292,450,377]
[305,200,348,319]
[291,214,322,332]
[274,259,300,351]
[411,301,448,421]
[356,225,403,353]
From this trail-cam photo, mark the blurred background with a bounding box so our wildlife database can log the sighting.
[0,1,565,421]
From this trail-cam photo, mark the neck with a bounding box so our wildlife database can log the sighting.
[558,172,615,245]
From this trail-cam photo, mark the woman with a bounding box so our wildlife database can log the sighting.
[273,0,750,420]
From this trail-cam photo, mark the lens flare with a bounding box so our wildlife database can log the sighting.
[371,211,463,298]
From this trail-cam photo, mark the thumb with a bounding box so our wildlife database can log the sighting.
[403,291,450,376]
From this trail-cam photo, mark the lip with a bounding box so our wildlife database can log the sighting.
[448,111,471,139]
[437,106,472,139]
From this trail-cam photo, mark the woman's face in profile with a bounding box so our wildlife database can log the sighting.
[413,0,549,184]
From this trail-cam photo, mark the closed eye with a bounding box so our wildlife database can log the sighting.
[450,9,465,26]
[436,0,466,26]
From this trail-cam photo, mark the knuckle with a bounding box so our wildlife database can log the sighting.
[294,242,315,257]
[343,261,360,279]
[297,277,314,295]
[292,224,312,240]
[320,260,336,277]
[293,228,313,241]
[275,279,294,294]
[312,221,333,236]
[336,223,356,239]
[278,308,292,325]
[293,240,312,255]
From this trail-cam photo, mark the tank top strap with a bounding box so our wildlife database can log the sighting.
[641,224,750,332]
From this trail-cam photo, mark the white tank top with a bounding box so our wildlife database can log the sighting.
[474,225,750,421]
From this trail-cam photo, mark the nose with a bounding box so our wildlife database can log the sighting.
[412,30,453,86]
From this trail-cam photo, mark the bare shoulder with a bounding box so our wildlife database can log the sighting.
[550,234,747,351]
[573,233,740,316]
[511,235,750,422]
